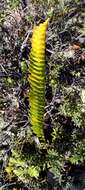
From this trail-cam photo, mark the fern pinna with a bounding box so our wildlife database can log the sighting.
[29,19,49,138]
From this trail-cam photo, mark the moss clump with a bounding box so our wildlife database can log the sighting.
[5,132,65,185]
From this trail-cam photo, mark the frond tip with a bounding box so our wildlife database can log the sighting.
[29,19,49,139]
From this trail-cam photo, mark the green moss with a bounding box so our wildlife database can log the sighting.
[5,135,65,184]
[6,149,40,182]
[59,92,85,126]
[47,149,64,178]
[7,0,19,10]
[20,59,28,73]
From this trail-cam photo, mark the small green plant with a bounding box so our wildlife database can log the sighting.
[7,0,19,10]
[6,149,40,182]
[47,149,64,178]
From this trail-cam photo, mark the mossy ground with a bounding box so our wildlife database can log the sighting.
[0,0,85,189]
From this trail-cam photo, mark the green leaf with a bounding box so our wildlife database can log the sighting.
[28,166,39,178]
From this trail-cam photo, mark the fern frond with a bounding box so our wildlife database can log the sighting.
[29,19,49,138]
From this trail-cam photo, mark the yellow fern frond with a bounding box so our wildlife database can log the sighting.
[29,19,49,138]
